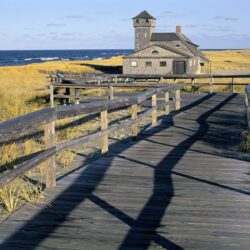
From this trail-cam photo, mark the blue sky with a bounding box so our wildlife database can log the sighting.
[0,0,249,50]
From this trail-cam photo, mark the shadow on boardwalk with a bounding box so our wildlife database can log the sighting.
[0,93,245,250]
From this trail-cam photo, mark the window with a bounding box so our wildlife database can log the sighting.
[152,49,159,55]
[136,19,139,24]
[146,19,149,23]
[160,61,167,67]
[131,61,138,67]
[200,63,205,67]
[190,60,193,67]
[176,43,181,48]
[146,61,152,67]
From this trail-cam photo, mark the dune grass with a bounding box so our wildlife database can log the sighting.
[203,50,250,71]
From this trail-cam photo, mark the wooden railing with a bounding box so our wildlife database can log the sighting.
[0,85,181,189]
[51,73,250,93]
[246,85,250,129]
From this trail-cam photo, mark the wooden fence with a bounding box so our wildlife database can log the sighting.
[50,73,250,92]
[0,85,181,189]
[246,85,250,129]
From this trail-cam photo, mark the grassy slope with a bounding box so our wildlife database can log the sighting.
[0,57,122,121]
[204,50,250,71]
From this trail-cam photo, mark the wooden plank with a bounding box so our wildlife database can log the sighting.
[0,93,248,250]
[50,84,54,108]
[100,110,108,155]
[109,86,114,100]
[165,92,170,115]
[0,147,56,187]
[44,122,56,188]
[0,108,56,143]
[175,89,181,110]
[131,104,138,139]
[151,94,157,126]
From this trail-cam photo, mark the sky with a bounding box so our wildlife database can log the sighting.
[0,0,249,50]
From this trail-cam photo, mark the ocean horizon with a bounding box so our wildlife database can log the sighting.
[0,48,248,67]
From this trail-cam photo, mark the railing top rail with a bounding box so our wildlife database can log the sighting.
[53,82,183,89]
[114,73,250,79]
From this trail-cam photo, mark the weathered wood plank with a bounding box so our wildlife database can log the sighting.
[44,122,56,188]
[0,93,248,250]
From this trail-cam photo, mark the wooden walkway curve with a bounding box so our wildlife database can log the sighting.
[0,92,250,250]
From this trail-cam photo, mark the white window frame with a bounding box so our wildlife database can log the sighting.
[131,61,138,67]
[160,61,167,67]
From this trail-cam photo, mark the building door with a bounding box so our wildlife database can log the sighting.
[173,61,186,75]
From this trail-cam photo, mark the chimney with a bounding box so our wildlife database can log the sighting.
[176,25,182,33]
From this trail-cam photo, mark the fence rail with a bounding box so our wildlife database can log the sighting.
[0,85,181,188]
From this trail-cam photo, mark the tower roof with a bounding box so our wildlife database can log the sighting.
[133,10,156,20]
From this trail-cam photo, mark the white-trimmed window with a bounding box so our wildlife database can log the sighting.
[160,61,167,67]
[131,61,138,67]
[152,49,159,55]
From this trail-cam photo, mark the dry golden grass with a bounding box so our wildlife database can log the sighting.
[0,57,123,121]
[204,50,250,72]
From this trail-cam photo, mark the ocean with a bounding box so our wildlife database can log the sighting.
[0,50,133,67]
[0,49,245,67]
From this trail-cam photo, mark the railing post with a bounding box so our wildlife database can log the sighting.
[210,77,214,94]
[175,89,181,111]
[65,87,70,105]
[109,86,114,100]
[232,77,234,93]
[165,91,170,115]
[191,78,196,86]
[44,121,56,188]
[152,94,157,126]
[75,88,80,105]
[101,110,108,154]
[246,88,250,129]
[50,84,54,108]
[131,104,138,139]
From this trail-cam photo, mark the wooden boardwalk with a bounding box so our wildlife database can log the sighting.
[0,93,250,250]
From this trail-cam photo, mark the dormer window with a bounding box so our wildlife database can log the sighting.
[136,19,139,24]
[176,43,181,48]
[152,49,159,55]
[146,19,149,23]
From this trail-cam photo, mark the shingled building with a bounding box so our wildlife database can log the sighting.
[123,10,210,75]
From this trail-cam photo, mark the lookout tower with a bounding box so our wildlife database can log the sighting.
[133,10,156,51]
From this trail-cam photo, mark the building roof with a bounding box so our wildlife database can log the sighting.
[151,32,198,46]
[176,33,209,61]
[150,32,209,62]
[124,44,192,58]
[133,10,156,20]
[151,33,180,42]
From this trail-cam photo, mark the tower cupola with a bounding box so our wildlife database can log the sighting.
[133,10,156,51]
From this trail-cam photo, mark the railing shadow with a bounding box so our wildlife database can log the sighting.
[0,93,240,250]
